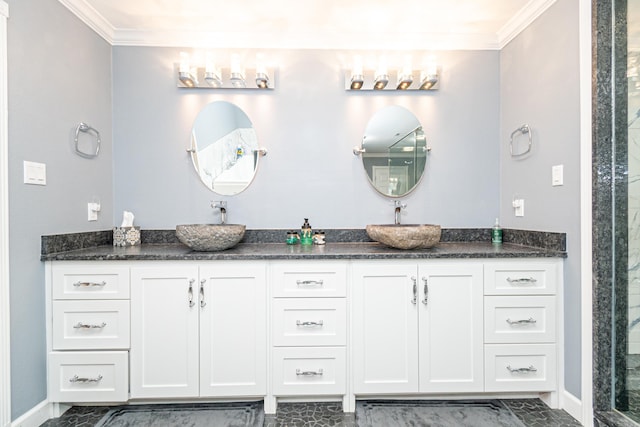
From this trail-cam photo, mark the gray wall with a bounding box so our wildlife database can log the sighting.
[113,48,500,229]
[7,0,113,419]
[499,0,581,397]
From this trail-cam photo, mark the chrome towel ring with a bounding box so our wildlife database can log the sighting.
[74,122,101,159]
[509,124,532,157]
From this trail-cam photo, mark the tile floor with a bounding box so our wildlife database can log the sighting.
[40,399,582,427]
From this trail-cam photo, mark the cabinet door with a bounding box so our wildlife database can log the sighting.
[352,262,419,394]
[199,263,267,397]
[418,263,484,392]
[130,265,199,398]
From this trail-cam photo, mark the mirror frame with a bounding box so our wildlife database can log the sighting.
[355,105,429,198]
[188,100,266,195]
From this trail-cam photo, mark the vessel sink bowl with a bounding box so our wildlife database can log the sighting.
[366,224,441,250]
[176,224,246,251]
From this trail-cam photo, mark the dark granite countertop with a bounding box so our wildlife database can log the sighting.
[41,228,567,261]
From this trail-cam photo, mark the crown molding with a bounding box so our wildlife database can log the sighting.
[57,0,115,44]
[497,0,558,48]
[59,0,556,51]
[112,29,501,50]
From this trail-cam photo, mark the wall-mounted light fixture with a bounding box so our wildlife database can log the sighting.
[177,52,276,90]
[346,55,440,92]
[373,56,389,90]
[179,52,198,87]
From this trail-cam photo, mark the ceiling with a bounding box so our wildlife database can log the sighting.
[58,0,557,50]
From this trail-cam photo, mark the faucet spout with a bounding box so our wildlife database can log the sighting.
[220,207,227,225]
[394,200,406,225]
[211,201,227,224]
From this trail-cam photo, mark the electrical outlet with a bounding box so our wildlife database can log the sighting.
[513,199,525,217]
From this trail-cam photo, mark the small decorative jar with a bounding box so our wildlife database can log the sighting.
[313,230,326,245]
[286,231,300,245]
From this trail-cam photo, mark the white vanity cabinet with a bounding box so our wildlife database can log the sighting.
[45,252,563,410]
[351,261,484,394]
[48,262,130,403]
[483,260,559,394]
[269,261,348,410]
[129,262,267,399]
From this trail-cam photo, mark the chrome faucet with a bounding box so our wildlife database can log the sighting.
[394,200,406,225]
[211,201,227,224]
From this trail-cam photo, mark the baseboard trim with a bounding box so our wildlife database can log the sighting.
[561,390,583,425]
[11,401,51,427]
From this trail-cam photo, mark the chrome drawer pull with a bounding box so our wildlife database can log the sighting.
[296,320,324,327]
[411,277,417,305]
[506,365,537,374]
[188,279,195,307]
[422,277,428,306]
[296,280,324,287]
[73,281,106,287]
[506,277,537,285]
[73,322,106,329]
[506,317,537,325]
[69,374,103,383]
[200,279,206,308]
[296,369,323,377]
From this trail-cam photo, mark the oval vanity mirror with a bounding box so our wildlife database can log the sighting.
[359,105,428,197]
[189,101,262,195]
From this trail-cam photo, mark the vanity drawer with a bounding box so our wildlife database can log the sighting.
[53,300,130,350]
[53,264,130,300]
[272,347,346,396]
[484,296,556,344]
[484,344,556,392]
[48,351,128,402]
[272,298,346,347]
[484,261,557,295]
[272,262,347,297]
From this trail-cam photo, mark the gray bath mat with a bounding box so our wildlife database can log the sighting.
[356,400,526,427]
[95,402,264,427]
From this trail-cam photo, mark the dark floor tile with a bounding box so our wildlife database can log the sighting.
[41,398,581,427]
[503,399,582,427]
[39,406,112,427]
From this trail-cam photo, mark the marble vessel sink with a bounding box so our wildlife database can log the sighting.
[366,224,441,250]
[176,224,246,251]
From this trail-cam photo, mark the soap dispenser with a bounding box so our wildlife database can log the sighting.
[300,218,313,245]
[491,218,503,244]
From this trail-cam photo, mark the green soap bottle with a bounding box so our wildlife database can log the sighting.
[491,218,503,244]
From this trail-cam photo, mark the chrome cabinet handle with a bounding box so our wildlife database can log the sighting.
[73,322,106,329]
[422,277,428,305]
[296,320,324,327]
[188,279,195,307]
[296,369,323,376]
[73,281,106,287]
[411,277,417,305]
[200,279,206,308]
[506,277,537,285]
[507,365,537,374]
[69,374,103,383]
[506,317,537,325]
[296,280,324,287]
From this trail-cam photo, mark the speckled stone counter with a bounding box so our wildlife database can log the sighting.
[41,228,566,261]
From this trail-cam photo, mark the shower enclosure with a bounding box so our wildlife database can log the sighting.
[617,2,640,422]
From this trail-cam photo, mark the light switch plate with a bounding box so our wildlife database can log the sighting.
[552,164,564,186]
[23,161,46,185]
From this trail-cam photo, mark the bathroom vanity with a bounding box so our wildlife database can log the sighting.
[42,231,564,415]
